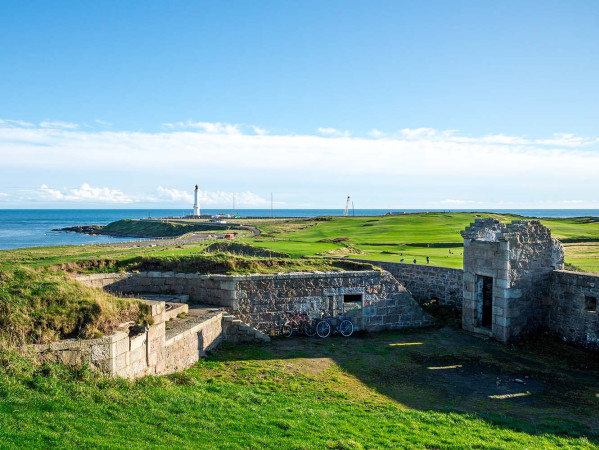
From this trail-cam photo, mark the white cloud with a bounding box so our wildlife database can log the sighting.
[156,186,271,207]
[561,199,584,204]
[2,126,597,182]
[200,190,271,207]
[156,186,193,203]
[95,119,112,126]
[162,121,241,135]
[252,126,268,135]
[36,183,133,203]
[0,192,9,199]
[399,128,437,139]
[317,127,351,137]
[369,129,385,138]
[0,119,34,128]
[2,121,599,208]
[39,121,79,129]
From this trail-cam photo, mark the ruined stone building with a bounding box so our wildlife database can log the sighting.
[352,219,597,348]
[461,219,564,342]
[38,218,598,379]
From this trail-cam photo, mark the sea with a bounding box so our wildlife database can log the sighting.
[1,209,598,250]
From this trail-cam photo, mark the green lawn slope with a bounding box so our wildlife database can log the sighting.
[0,329,597,448]
[250,213,599,272]
[0,266,150,344]
[101,219,229,237]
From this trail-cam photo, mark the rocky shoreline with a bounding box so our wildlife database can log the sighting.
[52,225,106,235]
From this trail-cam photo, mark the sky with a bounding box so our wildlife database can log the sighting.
[1,0,599,209]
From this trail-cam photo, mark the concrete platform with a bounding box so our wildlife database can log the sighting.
[165,305,224,343]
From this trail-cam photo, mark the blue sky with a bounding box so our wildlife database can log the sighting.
[1,1,599,209]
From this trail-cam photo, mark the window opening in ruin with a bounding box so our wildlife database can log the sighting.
[585,296,597,312]
[476,275,493,329]
[343,294,363,312]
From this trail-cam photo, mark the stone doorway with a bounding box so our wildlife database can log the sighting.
[477,275,493,329]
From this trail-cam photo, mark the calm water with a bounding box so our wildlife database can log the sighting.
[1,209,598,250]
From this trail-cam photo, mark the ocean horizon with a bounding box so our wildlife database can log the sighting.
[1,208,598,250]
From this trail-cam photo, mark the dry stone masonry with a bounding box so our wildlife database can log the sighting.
[58,269,433,377]
[76,270,434,334]
[548,270,599,348]
[229,270,433,333]
[36,216,599,379]
[355,219,597,349]
[461,219,565,343]
[350,259,463,308]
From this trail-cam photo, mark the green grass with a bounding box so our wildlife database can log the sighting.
[248,213,599,273]
[4,212,598,273]
[64,254,372,276]
[0,242,213,269]
[0,328,597,448]
[0,266,150,344]
[101,219,234,237]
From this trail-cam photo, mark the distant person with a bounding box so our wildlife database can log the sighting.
[413,259,417,264]
[400,258,404,263]
[426,256,430,264]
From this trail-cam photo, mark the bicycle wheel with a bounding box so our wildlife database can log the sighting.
[339,319,354,337]
[303,319,317,337]
[280,321,294,338]
[316,320,331,338]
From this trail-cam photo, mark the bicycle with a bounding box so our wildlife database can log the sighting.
[280,311,318,337]
[315,314,354,338]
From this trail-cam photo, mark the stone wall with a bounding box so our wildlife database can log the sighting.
[230,271,434,333]
[75,270,434,334]
[548,270,599,349]
[461,219,564,343]
[33,301,170,378]
[163,313,223,374]
[349,259,463,308]
[32,299,268,378]
[75,272,236,307]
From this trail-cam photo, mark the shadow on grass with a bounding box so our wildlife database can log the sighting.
[208,327,599,444]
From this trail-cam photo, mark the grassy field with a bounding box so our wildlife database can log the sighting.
[0,213,598,447]
[249,213,599,272]
[0,328,597,448]
[2,211,598,273]
[101,219,238,237]
[0,266,149,344]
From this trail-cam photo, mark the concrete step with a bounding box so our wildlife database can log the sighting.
[165,305,224,344]
[222,313,271,343]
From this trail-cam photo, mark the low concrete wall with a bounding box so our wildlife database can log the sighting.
[350,259,463,308]
[163,313,223,374]
[33,301,170,378]
[548,270,599,349]
[32,300,267,378]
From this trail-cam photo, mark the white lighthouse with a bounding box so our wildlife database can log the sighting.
[193,184,200,217]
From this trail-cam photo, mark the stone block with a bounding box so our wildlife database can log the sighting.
[115,336,129,356]
[130,333,146,352]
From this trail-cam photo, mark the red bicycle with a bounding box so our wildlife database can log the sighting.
[280,311,318,337]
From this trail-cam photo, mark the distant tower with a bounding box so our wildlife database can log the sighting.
[193,184,200,216]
